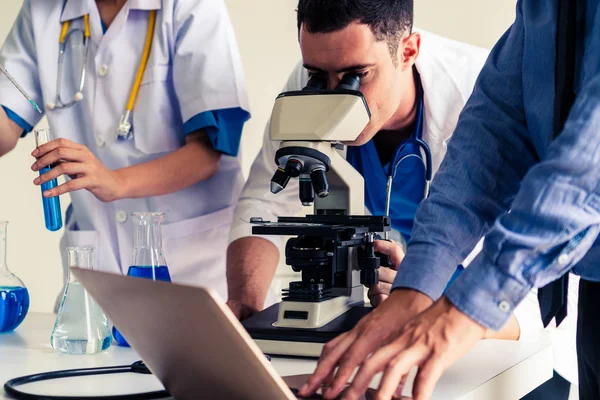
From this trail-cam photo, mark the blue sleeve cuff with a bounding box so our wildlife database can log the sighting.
[392,242,462,301]
[3,106,33,137]
[183,107,250,157]
[444,252,531,331]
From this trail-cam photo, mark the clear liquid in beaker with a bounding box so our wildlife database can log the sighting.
[51,282,111,354]
[51,247,111,354]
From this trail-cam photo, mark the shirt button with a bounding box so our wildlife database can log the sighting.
[96,136,106,148]
[116,211,128,224]
[558,254,569,265]
[98,64,109,77]
[498,300,511,313]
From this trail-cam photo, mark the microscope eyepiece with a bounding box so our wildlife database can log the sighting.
[337,74,361,91]
[270,167,290,194]
[303,75,327,91]
[310,167,329,198]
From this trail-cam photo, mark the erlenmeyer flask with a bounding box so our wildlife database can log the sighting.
[51,247,111,354]
[0,221,29,333]
[113,212,171,346]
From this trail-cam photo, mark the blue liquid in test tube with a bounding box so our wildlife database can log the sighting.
[34,129,63,232]
[39,166,62,231]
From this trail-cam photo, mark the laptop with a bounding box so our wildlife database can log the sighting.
[72,268,375,400]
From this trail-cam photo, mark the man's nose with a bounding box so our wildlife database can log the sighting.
[327,75,341,90]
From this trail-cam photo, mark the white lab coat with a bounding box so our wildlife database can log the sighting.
[230,30,579,385]
[0,0,250,301]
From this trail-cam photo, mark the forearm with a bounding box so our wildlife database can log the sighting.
[116,131,220,199]
[226,237,280,312]
[484,314,520,340]
[0,107,22,156]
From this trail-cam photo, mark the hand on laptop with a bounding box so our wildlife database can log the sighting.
[299,289,432,399]
[367,240,404,307]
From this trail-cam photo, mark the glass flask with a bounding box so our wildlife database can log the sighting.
[0,221,29,333]
[51,247,111,354]
[113,212,171,347]
[33,129,63,232]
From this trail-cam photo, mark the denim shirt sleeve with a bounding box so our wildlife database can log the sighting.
[394,1,537,304]
[445,72,600,330]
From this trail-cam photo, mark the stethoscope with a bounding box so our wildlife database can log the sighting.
[3,355,272,399]
[3,361,170,400]
[46,9,157,141]
[383,75,432,240]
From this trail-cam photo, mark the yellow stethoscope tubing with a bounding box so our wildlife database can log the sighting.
[127,10,156,112]
[52,11,156,125]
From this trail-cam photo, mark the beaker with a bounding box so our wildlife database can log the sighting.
[113,212,171,346]
[33,129,63,232]
[51,247,111,354]
[0,221,29,333]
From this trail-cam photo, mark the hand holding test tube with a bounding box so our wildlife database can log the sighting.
[0,65,62,231]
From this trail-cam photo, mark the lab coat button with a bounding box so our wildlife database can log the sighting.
[116,211,128,224]
[98,64,109,77]
[96,136,106,148]
[498,300,511,313]
[558,254,569,265]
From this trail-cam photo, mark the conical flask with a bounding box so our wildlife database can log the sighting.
[51,247,111,354]
[113,212,171,346]
[0,221,29,333]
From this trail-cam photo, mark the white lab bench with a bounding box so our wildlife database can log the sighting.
[0,313,552,399]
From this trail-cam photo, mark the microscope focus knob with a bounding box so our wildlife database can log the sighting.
[310,168,329,198]
[285,159,303,178]
[360,268,379,287]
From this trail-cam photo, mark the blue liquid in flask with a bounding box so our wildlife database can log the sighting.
[112,265,171,347]
[0,286,30,333]
[127,265,171,281]
[39,166,62,232]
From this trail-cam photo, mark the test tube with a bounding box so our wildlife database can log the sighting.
[34,129,63,232]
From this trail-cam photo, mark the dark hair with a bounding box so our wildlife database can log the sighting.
[297,0,414,59]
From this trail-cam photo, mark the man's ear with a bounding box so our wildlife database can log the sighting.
[398,32,421,71]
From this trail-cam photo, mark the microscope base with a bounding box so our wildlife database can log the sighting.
[242,302,372,358]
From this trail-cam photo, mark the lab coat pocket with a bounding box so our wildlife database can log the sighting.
[132,65,183,155]
[162,207,234,300]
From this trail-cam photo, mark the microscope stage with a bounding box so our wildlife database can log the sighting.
[242,303,372,358]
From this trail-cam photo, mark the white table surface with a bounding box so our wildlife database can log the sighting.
[0,313,553,399]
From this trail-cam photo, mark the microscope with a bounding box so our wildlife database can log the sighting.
[242,74,391,357]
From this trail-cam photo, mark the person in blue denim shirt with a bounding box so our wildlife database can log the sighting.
[299,0,600,399]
